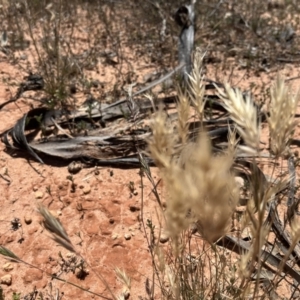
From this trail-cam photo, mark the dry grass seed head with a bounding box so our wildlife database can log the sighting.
[239,247,253,278]
[216,83,260,154]
[37,204,76,253]
[154,244,166,273]
[176,86,190,145]
[115,267,131,290]
[268,75,299,157]
[227,125,240,157]
[148,105,176,169]
[163,162,193,237]
[0,246,20,262]
[166,132,239,243]
[115,268,131,300]
[187,48,206,120]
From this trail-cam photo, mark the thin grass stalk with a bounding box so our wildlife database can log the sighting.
[138,152,165,297]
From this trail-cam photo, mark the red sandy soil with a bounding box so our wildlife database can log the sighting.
[0,59,164,298]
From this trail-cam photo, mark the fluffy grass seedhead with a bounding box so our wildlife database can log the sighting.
[151,129,239,243]
[115,267,131,290]
[267,75,299,157]
[184,133,239,243]
[216,84,260,154]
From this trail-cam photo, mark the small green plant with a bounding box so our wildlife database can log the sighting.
[12,292,21,300]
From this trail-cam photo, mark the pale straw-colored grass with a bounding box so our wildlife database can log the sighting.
[187,48,206,123]
[147,52,300,299]
[149,85,239,245]
[267,75,299,157]
[215,83,260,154]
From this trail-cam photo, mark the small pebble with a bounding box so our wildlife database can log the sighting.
[124,233,131,240]
[35,191,44,199]
[2,263,13,272]
[112,233,119,240]
[83,186,91,195]
[122,288,130,300]
[0,274,12,285]
[66,252,76,260]
[91,80,100,88]
[24,215,32,225]
[129,205,140,212]
[160,233,169,244]
[68,161,82,174]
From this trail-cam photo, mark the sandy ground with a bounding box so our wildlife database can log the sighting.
[0,58,164,298]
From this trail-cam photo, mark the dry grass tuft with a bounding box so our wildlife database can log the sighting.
[147,52,300,298]
[149,51,240,244]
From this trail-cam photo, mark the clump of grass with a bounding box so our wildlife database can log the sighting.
[149,73,239,246]
[145,48,300,299]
